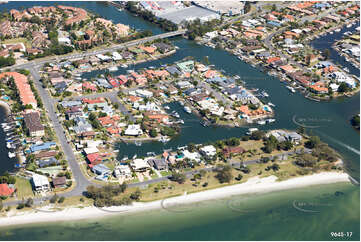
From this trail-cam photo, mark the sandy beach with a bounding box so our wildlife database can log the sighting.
[0,171,351,227]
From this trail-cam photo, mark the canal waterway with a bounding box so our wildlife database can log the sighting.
[0,2,359,240]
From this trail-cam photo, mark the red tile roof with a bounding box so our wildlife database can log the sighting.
[0,184,15,196]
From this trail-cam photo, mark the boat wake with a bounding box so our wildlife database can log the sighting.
[315,131,360,155]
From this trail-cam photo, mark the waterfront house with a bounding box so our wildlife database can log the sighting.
[35,150,57,159]
[31,173,50,192]
[38,157,59,168]
[147,158,168,170]
[52,176,67,188]
[199,145,217,158]
[130,158,150,172]
[30,142,56,153]
[0,72,37,108]
[113,165,132,178]
[182,150,202,162]
[124,124,143,136]
[24,111,45,137]
[91,164,111,176]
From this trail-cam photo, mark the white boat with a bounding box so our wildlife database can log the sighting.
[122,156,129,161]
[108,66,118,72]
[347,24,352,28]
[120,64,128,68]
[164,105,170,110]
[286,86,296,93]
[171,111,180,118]
[159,136,170,143]
[343,67,350,73]
[8,152,15,158]
[134,141,142,146]
[257,120,266,125]
[335,28,341,32]
[184,106,191,114]
[267,102,276,107]
[330,31,334,34]
[261,91,269,97]
[117,8,122,12]
[246,128,258,135]
[266,119,276,123]
[177,119,184,124]
[132,154,137,159]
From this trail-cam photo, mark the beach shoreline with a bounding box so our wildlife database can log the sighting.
[0,171,352,228]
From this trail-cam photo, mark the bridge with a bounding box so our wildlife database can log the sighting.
[3,29,187,71]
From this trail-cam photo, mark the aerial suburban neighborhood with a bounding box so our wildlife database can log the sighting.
[0,1,358,241]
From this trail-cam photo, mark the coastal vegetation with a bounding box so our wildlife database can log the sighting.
[351,115,360,130]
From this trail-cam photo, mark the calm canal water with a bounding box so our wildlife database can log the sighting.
[0,2,359,240]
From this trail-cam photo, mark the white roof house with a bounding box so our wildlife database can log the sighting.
[112,51,123,61]
[114,165,132,178]
[84,147,99,155]
[182,150,202,162]
[330,83,339,92]
[86,140,103,148]
[96,54,112,61]
[124,124,143,136]
[199,145,217,158]
[204,31,218,39]
[32,174,50,191]
[135,89,153,98]
[58,37,71,45]
[130,158,150,171]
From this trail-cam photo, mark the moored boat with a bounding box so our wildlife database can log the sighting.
[8,152,15,158]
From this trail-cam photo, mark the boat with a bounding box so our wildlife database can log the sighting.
[257,120,266,125]
[159,136,170,143]
[343,67,350,73]
[132,154,137,159]
[171,111,180,118]
[286,86,296,93]
[335,28,341,32]
[146,152,156,156]
[178,100,184,106]
[267,102,276,107]
[164,105,170,110]
[122,156,129,161]
[266,119,276,123]
[347,24,352,28]
[6,142,12,149]
[134,141,142,146]
[120,64,128,68]
[330,31,334,34]
[177,119,184,124]
[108,66,118,72]
[117,8,122,12]
[200,120,210,127]
[183,106,191,114]
[261,91,269,97]
[8,152,15,158]
[246,128,258,135]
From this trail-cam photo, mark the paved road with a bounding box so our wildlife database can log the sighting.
[3,29,186,72]
[60,90,135,122]
[29,66,95,190]
[4,148,303,206]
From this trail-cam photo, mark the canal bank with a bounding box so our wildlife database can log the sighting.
[0,2,358,241]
